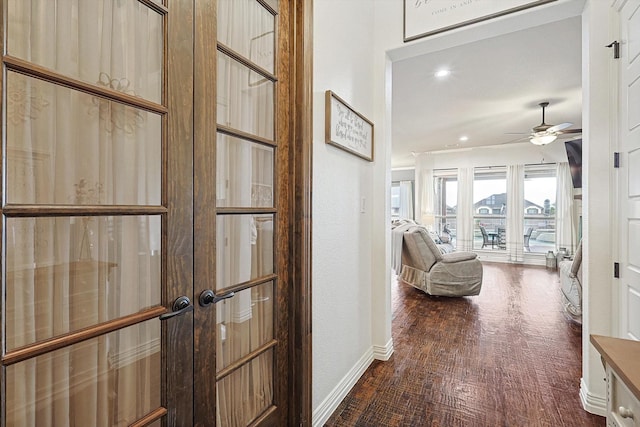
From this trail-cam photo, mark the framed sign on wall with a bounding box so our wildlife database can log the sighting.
[325,90,374,162]
[403,0,556,42]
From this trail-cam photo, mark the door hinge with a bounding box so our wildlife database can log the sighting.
[606,40,620,59]
[614,262,620,278]
[614,152,620,168]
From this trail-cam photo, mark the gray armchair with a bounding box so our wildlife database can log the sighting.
[399,226,483,297]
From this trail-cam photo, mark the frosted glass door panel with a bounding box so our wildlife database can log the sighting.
[216,349,274,426]
[216,214,274,290]
[5,72,162,206]
[218,0,275,74]
[6,0,163,103]
[5,216,161,350]
[217,53,274,140]
[216,281,274,371]
[217,134,274,208]
[7,72,162,205]
[6,320,161,427]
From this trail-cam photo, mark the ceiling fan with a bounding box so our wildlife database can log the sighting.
[526,101,582,145]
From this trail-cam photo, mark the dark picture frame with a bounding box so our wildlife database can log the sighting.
[403,0,556,42]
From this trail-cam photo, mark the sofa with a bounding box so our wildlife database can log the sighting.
[399,225,483,297]
[558,240,582,323]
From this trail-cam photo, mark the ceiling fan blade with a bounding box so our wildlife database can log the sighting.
[557,128,582,134]
[546,122,573,133]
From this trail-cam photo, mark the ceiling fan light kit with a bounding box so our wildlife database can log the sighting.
[526,101,581,145]
[530,134,557,145]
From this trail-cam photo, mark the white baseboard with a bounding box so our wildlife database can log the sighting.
[373,338,394,361]
[580,377,607,417]
[312,347,374,427]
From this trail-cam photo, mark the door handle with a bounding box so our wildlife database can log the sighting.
[199,289,235,307]
[159,296,194,320]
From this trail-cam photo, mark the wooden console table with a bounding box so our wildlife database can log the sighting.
[590,334,640,426]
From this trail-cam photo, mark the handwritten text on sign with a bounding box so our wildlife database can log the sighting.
[326,91,373,161]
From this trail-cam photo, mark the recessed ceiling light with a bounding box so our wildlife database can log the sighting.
[459,136,469,142]
[434,69,451,78]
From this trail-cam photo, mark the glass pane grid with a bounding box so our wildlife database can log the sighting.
[215,2,278,423]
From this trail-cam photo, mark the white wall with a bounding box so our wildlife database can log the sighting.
[579,0,613,414]
[312,1,381,424]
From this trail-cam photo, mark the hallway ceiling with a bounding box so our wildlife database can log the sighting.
[391,16,582,168]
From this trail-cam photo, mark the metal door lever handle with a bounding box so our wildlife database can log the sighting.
[199,289,235,307]
[159,296,194,320]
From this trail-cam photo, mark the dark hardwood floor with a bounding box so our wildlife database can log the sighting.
[325,262,605,427]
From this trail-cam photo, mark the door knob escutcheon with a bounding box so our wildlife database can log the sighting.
[159,296,194,320]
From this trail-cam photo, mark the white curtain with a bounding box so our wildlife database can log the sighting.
[216,0,275,425]
[457,167,475,252]
[414,154,435,229]
[421,171,436,228]
[6,1,161,426]
[556,162,577,253]
[506,165,525,262]
[398,180,414,220]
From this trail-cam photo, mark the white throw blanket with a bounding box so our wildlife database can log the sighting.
[391,221,416,273]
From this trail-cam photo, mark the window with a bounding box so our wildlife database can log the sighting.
[432,164,558,255]
[434,170,457,248]
[524,165,556,253]
[391,183,400,218]
[391,180,414,220]
[473,167,506,250]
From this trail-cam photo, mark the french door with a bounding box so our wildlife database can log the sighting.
[0,0,306,425]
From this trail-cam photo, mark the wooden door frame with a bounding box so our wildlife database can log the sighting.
[288,0,313,425]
